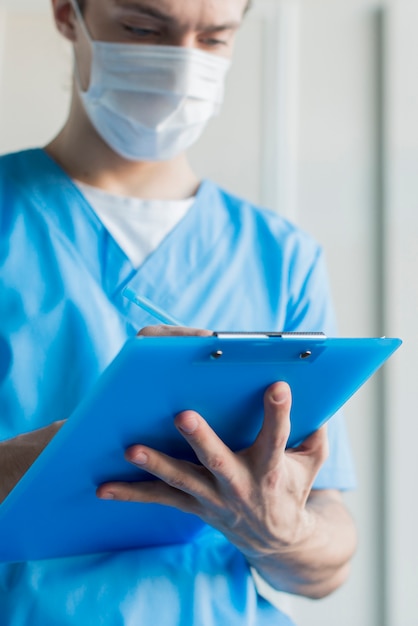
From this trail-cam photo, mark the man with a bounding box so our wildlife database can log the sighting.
[0,0,357,624]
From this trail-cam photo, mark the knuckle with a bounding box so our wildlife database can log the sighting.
[270,432,290,451]
[205,453,227,474]
[263,469,281,491]
[115,486,142,503]
[167,473,190,492]
[137,325,156,336]
[280,431,291,449]
[137,325,167,337]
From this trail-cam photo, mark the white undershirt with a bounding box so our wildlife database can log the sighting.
[76,181,194,269]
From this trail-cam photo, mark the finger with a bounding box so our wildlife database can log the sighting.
[287,424,329,474]
[96,478,202,516]
[248,381,292,473]
[138,325,213,337]
[121,445,214,501]
[174,410,244,486]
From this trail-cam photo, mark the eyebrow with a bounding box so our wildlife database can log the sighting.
[198,22,241,34]
[114,2,177,23]
[114,1,242,31]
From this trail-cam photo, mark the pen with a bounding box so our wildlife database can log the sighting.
[122,287,183,326]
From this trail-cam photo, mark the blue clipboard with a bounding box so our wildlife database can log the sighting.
[0,333,401,563]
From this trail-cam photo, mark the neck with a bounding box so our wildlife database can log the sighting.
[45,90,200,201]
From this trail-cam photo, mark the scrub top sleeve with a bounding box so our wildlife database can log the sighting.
[285,244,356,490]
[285,245,339,336]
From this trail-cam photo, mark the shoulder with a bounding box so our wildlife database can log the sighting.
[199,179,323,264]
[0,148,45,204]
[0,148,38,178]
[0,148,61,250]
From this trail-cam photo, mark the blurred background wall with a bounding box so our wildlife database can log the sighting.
[0,1,416,624]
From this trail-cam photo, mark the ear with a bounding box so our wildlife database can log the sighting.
[50,0,78,42]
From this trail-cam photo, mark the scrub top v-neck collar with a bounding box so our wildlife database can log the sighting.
[21,149,231,328]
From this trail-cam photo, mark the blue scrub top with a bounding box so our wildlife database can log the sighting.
[0,149,355,625]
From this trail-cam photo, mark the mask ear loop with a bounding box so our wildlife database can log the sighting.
[68,0,94,92]
[69,0,93,44]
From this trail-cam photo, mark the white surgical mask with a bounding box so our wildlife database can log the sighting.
[70,0,231,161]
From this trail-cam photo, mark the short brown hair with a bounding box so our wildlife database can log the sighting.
[76,0,251,17]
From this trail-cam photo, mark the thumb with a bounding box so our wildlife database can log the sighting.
[287,423,330,476]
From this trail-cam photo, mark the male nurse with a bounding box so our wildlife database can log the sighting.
[0,1,357,624]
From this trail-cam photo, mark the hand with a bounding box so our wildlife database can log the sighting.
[97,379,327,559]
[97,324,356,598]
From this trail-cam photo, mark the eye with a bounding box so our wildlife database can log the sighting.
[201,37,228,48]
[123,24,161,40]
[199,30,235,51]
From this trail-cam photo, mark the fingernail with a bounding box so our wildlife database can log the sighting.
[99,491,115,500]
[178,415,198,434]
[132,451,148,465]
[271,385,288,404]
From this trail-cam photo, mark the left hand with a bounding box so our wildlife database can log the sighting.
[97,326,357,598]
[96,325,329,562]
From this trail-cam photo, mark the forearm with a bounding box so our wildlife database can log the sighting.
[246,489,356,599]
[0,421,64,503]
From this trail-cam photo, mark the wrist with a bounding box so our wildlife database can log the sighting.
[244,491,356,598]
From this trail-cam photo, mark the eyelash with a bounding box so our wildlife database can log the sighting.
[122,24,230,49]
[200,37,228,48]
[123,25,161,39]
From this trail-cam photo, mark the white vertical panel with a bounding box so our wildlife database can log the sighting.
[0,0,49,12]
[258,0,300,221]
[291,1,385,625]
[384,2,418,625]
[0,11,71,154]
[0,8,6,123]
